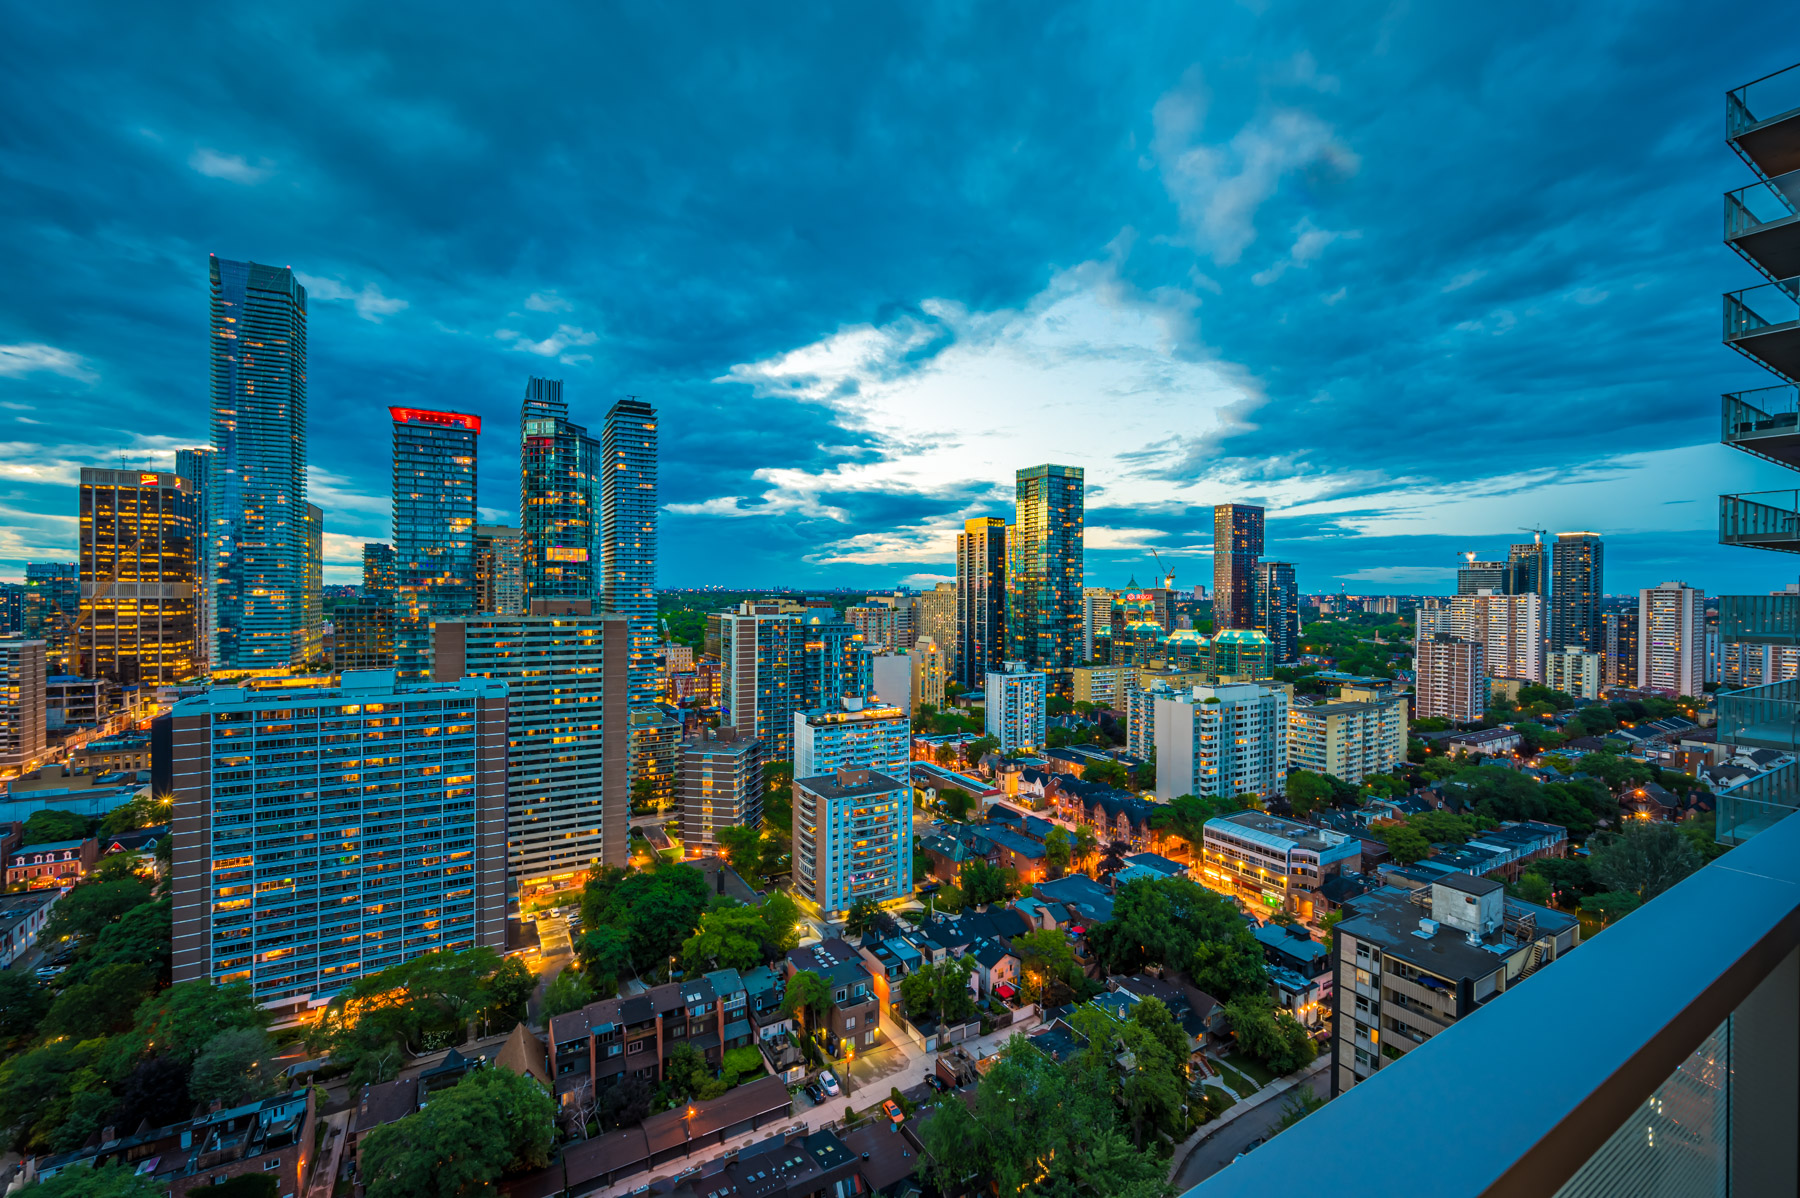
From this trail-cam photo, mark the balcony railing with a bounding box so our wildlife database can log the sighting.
[1725,169,1800,280]
[1180,806,1800,1197]
[1729,62,1800,178]
[1721,384,1800,468]
[1715,759,1799,846]
[1724,279,1800,380]
[1718,591,1800,644]
[1719,489,1800,552]
[1715,677,1800,752]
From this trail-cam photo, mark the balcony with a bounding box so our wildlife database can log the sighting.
[1716,677,1800,752]
[1716,760,1799,846]
[1721,384,1800,467]
[1180,807,1800,1198]
[1719,489,1800,552]
[1726,170,1800,280]
[1724,279,1800,380]
[1718,591,1800,644]
[1729,62,1800,179]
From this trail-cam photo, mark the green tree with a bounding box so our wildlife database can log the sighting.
[1013,928,1079,1004]
[360,1066,554,1198]
[578,924,634,992]
[40,963,154,1041]
[661,1041,726,1103]
[1510,872,1553,906]
[42,879,154,943]
[781,970,832,1042]
[22,809,90,845]
[938,786,976,822]
[0,972,51,1048]
[98,795,173,836]
[714,825,766,874]
[1319,909,1344,954]
[1223,998,1317,1075]
[843,897,882,940]
[481,958,536,1029]
[931,882,965,914]
[1072,824,1099,869]
[23,1162,169,1198]
[1284,770,1335,817]
[188,1027,278,1109]
[899,957,976,1026]
[186,1176,279,1198]
[957,859,1017,907]
[681,904,766,973]
[109,980,268,1071]
[1381,823,1431,865]
[542,968,594,1019]
[1043,826,1071,878]
[1084,759,1131,790]
[1588,821,1703,905]
[757,890,802,953]
[1580,891,1642,924]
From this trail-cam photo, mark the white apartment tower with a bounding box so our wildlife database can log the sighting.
[1414,634,1487,723]
[1450,592,1544,683]
[1638,581,1705,699]
[984,661,1047,753]
[1152,682,1289,802]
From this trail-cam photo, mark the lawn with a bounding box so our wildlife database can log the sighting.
[1210,1059,1260,1099]
[1200,1083,1236,1114]
[1225,1052,1279,1088]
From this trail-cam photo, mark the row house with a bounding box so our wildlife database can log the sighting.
[548,976,727,1102]
[784,938,882,1053]
[4,837,98,888]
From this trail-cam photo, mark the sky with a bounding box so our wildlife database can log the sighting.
[1,1,1796,595]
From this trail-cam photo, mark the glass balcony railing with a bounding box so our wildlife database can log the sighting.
[1180,806,1800,1197]
[1721,384,1800,465]
[1715,677,1800,751]
[1719,489,1800,551]
[1725,169,1800,280]
[1718,592,1800,644]
[1724,279,1800,378]
[1716,760,1800,845]
[1729,63,1800,179]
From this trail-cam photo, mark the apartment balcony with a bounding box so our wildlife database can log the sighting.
[1724,279,1800,380]
[1718,591,1800,645]
[1180,806,1800,1197]
[1729,62,1800,179]
[1716,759,1800,846]
[1716,677,1800,751]
[1721,384,1800,467]
[1726,170,1800,280]
[1719,489,1800,552]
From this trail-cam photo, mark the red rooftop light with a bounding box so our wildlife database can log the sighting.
[388,407,481,434]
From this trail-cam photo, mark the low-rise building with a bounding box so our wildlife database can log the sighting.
[70,733,152,773]
[1443,727,1523,757]
[1071,664,1136,708]
[1200,810,1360,921]
[0,888,61,967]
[4,837,97,888]
[1287,694,1408,784]
[547,976,731,1100]
[786,938,883,1053]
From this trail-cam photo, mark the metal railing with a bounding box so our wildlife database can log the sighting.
[1724,169,1800,240]
[1720,490,1800,547]
[1718,592,1800,645]
[1729,62,1800,139]
[1716,677,1800,752]
[1180,807,1800,1197]
[1724,279,1800,342]
[1721,384,1800,444]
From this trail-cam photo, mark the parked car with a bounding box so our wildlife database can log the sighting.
[924,1074,948,1093]
[804,1081,825,1104]
[882,1100,904,1125]
[820,1070,841,1097]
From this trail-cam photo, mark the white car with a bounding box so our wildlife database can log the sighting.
[819,1070,841,1097]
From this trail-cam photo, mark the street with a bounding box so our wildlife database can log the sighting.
[1169,1068,1330,1191]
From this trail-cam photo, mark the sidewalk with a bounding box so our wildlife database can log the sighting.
[1165,1056,1331,1181]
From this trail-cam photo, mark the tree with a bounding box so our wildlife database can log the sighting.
[1381,823,1431,865]
[1013,929,1079,1004]
[1043,827,1071,878]
[681,905,766,973]
[110,1056,193,1137]
[360,1066,555,1198]
[1319,909,1344,954]
[1223,998,1317,1075]
[899,957,976,1026]
[1072,824,1099,869]
[482,958,536,1030]
[0,971,50,1048]
[42,878,154,943]
[661,1042,726,1104]
[1581,891,1642,924]
[1096,839,1130,879]
[1511,872,1553,906]
[188,1027,278,1109]
[542,969,594,1019]
[938,786,976,822]
[1275,1087,1327,1131]
[22,809,90,846]
[1528,856,1595,904]
[597,1073,654,1129]
[757,890,802,953]
[933,743,957,768]
[843,897,881,941]
[1284,770,1335,817]
[958,859,1017,906]
[99,795,172,836]
[109,980,268,1072]
[781,970,831,1041]
[714,825,766,874]
[40,963,154,1041]
[23,1163,168,1198]
[578,924,633,992]
[932,882,965,914]
[1084,759,1131,790]
[1588,821,1703,905]
[186,1176,279,1198]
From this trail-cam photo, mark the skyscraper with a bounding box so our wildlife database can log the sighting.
[391,408,479,680]
[1456,559,1511,596]
[1450,592,1544,683]
[600,398,658,709]
[1549,532,1604,653]
[24,563,79,673]
[1252,560,1299,664]
[473,526,524,615]
[956,517,1007,688]
[520,377,598,604]
[1212,504,1264,630]
[718,603,804,762]
[800,608,874,713]
[209,256,308,670]
[1602,609,1639,689]
[362,542,396,600]
[302,502,324,665]
[1507,539,1549,602]
[76,468,200,686]
[175,447,214,667]
[1638,581,1705,698]
[916,582,957,680]
[1008,464,1084,686]
[0,637,47,773]
[1081,587,1114,663]
[1414,634,1487,723]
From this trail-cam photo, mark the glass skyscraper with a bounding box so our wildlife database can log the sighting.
[390,408,479,680]
[601,398,658,707]
[76,468,200,686]
[362,542,396,600]
[520,377,599,603]
[1212,503,1265,630]
[1253,559,1299,665]
[1007,464,1084,686]
[209,256,308,670]
[1550,532,1604,653]
[175,447,214,668]
[956,516,1007,688]
[22,562,79,672]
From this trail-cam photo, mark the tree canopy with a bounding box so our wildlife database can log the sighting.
[1588,820,1703,905]
[360,1066,555,1198]
[1087,877,1267,1002]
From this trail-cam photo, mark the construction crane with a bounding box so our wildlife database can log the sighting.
[1150,550,1176,591]
[1518,526,1547,545]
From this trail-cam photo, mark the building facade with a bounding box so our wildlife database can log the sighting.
[76,468,200,686]
[916,582,957,682]
[1081,587,1114,663]
[911,637,948,711]
[1546,646,1603,701]
[793,702,911,781]
[680,727,764,854]
[1152,682,1290,802]
[800,610,874,714]
[1287,695,1408,785]
[472,525,524,615]
[391,408,479,680]
[984,662,1047,754]
[600,398,658,709]
[1449,592,1544,683]
[333,602,394,671]
[1638,581,1705,698]
[175,447,214,667]
[1549,532,1604,653]
[23,563,79,673]
[168,670,510,1016]
[1212,504,1265,631]
[1413,634,1487,723]
[794,767,911,917]
[1008,464,1084,686]
[956,517,1007,689]
[1200,810,1358,920]
[209,256,308,670]
[1253,560,1299,664]
[719,604,804,763]
[1602,609,1638,689]
[520,377,599,604]
[362,543,396,601]
[1072,663,1135,708]
[0,638,47,772]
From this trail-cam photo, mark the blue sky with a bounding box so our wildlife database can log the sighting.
[1,2,1795,595]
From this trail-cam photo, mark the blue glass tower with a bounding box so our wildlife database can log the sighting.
[601,398,657,707]
[520,378,598,604]
[390,408,479,679]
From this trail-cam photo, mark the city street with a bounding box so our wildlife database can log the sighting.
[1169,1063,1331,1191]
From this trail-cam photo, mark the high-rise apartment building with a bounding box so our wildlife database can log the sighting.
[302,502,324,664]
[1212,504,1265,632]
[1081,587,1114,663]
[391,408,479,680]
[175,447,214,666]
[1508,540,1549,602]
[0,638,47,773]
[1008,465,1084,686]
[1449,592,1544,682]
[911,637,948,711]
[794,767,911,918]
[333,602,394,671]
[845,604,897,652]
[1287,694,1407,785]
[1601,609,1638,689]
[168,670,510,1016]
[956,517,1007,688]
[209,256,308,670]
[801,609,874,715]
[871,653,911,713]
[1152,682,1289,802]
[718,603,804,763]
[867,593,917,650]
[362,543,396,601]
[1549,532,1604,653]
[0,586,22,636]
[76,468,200,686]
[1414,634,1487,722]
[1457,559,1511,596]
[1547,645,1603,701]
[435,602,629,895]
[1253,560,1299,664]
[680,727,764,854]
[984,661,1047,754]
[916,582,957,679]
[600,398,658,709]
[1638,581,1705,698]
[520,377,599,603]
[793,701,911,780]
[473,526,523,615]
[24,563,79,672]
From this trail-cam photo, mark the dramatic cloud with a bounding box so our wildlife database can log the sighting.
[188,148,272,184]
[295,274,408,322]
[0,344,95,382]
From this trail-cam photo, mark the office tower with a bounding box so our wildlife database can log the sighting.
[209,256,308,670]
[361,543,397,601]
[1009,465,1084,687]
[794,767,911,918]
[984,661,1047,753]
[75,468,200,686]
[391,408,480,680]
[911,637,948,711]
[1638,581,1705,698]
[600,397,658,708]
[956,517,1007,688]
[1508,540,1549,602]
[845,604,897,652]
[871,654,911,713]
[1414,634,1487,722]
[436,602,629,894]
[800,608,874,713]
[1150,681,1288,802]
[793,701,911,780]
[1212,504,1264,630]
[334,602,395,670]
[1547,646,1603,701]
[1549,532,1604,652]
[916,582,957,679]
[302,502,324,664]
[1252,560,1299,664]
[176,447,215,667]
[1457,559,1511,596]
[0,585,21,635]
[0,638,48,772]
[718,603,804,762]
[680,727,764,855]
[520,377,599,604]
[23,563,79,672]
[1081,587,1114,662]
[473,526,524,615]
[1449,592,1544,682]
[168,670,510,1015]
[1601,610,1638,688]
[1287,692,1407,785]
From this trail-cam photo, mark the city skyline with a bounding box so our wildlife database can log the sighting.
[0,8,1794,595]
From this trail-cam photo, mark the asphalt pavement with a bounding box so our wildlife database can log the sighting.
[1169,1067,1331,1191]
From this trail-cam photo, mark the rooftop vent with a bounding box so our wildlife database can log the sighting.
[1412,918,1440,939]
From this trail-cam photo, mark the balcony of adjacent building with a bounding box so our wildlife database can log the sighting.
[1727,170,1800,280]
[1721,383,1800,467]
[1723,278,1800,379]
[1178,805,1800,1198]
[1718,488,1800,551]
[1729,63,1800,180]
[1718,591,1800,644]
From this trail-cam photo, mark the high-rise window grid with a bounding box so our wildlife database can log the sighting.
[601,399,658,708]
[390,409,479,680]
[519,377,598,603]
[76,468,199,686]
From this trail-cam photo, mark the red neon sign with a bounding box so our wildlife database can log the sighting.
[387,407,481,434]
